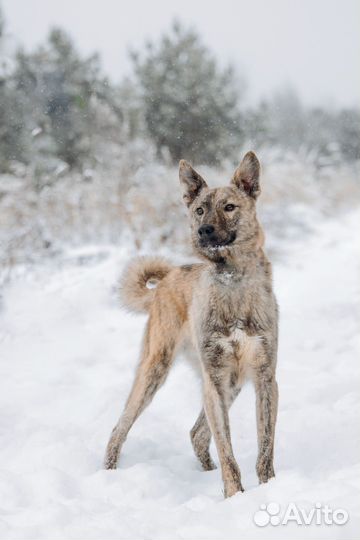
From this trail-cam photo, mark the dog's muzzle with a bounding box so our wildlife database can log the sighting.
[198,226,236,248]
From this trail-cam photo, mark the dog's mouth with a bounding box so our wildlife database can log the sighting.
[200,231,237,250]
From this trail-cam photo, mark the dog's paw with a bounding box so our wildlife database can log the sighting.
[104,443,120,470]
[256,455,275,483]
[202,458,217,471]
[104,458,117,470]
[224,480,244,498]
[199,451,217,471]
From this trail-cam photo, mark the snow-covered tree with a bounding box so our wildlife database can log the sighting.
[336,109,360,161]
[265,87,306,152]
[0,7,28,171]
[132,21,244,165]
[12,28,123,171]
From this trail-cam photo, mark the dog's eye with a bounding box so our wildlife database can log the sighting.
[224,204,235,212]
[196,207,204,215]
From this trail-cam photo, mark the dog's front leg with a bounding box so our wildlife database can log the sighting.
[202,367,244,498]
[190,385,241,472]
[253,361,278,484]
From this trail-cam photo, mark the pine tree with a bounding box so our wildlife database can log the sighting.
[0,7,28,172]
[12,28,122,170]
[132,21,244,165]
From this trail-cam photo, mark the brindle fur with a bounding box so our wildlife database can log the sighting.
[104,152,279,498]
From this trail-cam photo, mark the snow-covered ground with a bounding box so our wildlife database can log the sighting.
[0,209,359,540]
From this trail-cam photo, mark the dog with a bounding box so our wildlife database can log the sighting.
[104,151,278,498]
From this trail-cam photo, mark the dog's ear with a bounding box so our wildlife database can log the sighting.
[179,160,208,207]
[231,151,260,199]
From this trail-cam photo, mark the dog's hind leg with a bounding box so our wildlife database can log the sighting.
[190,408,216,471]
[190,386,241,471]
[104,316,180,470]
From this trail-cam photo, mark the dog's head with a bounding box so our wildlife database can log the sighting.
[179,151,263,263]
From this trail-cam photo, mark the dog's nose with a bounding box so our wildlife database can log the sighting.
[198,224,215,237]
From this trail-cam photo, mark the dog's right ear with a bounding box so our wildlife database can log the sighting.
[179,160,208,207]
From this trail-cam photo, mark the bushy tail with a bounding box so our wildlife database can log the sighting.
[119,256,173,314]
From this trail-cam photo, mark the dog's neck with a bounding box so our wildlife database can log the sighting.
[212,248,260,280]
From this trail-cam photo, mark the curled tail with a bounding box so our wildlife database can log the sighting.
[119,256,173,314]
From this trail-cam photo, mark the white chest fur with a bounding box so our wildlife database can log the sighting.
[218,327,262,361]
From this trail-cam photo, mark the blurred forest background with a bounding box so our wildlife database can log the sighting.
[0,4,359,282]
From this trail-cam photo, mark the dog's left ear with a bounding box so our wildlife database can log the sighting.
[231,151,261,199]
[179,160,208,207]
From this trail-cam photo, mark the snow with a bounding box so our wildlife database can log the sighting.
[0,209,359,539]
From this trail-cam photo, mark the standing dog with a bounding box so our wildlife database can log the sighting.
[104,151,278,498]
